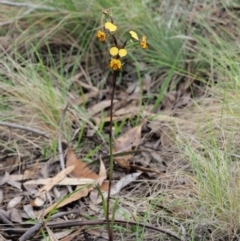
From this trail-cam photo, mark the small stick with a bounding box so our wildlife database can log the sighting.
[48,219,183,240]
[0,121,49,138]
[11,219,183,240]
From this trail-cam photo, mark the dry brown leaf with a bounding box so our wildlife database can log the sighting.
[7,196,23,209]
[43,149,107,216]
[111,172,142,195]
[25,177,96,186]
[88,99,118,117]
[100,181,109,192]
[8,208,22,223]
[43,186,89,216]
[97,159,107,185]
[91,173,142,204]
[7,178,22,190]
[0,172,10,185]
[97,109,152,124]
[35,165,75,197]
[113,124,143,169]
[89,160,108,205]
[11,171,35,181]
[90,159,109,204]
[66,149,99,180]
[23,204,36,219]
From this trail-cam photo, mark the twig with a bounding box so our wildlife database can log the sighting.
[49,219,184,240]
[7,219,183,240]
[58,104,72,193]
[19,223,43,241]
[0,121,49,138]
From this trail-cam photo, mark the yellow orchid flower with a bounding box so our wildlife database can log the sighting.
[96,30,106,42]
[109,47,127,57]
[130,31,148,49]
[105,22,117,32]
[140,35,148,49]
[109,58,122,71]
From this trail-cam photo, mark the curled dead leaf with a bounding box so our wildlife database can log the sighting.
[113,124,143,169]
[66,149,99,179]
[7,196,23,209]
[8,208,22,223]
[90,173,142,204]
[88,99,118,117]
[23,204,36,219]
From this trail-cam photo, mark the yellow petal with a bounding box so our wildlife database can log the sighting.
[105,22,117,32]
[129,31,139,40]
[142,35,147,41]
[110,47,119,56]
[118,49,127,57]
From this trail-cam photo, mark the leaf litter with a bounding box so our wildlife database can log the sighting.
[113,123,143,169]
[0,120,162,240]
[42,149,108,216]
